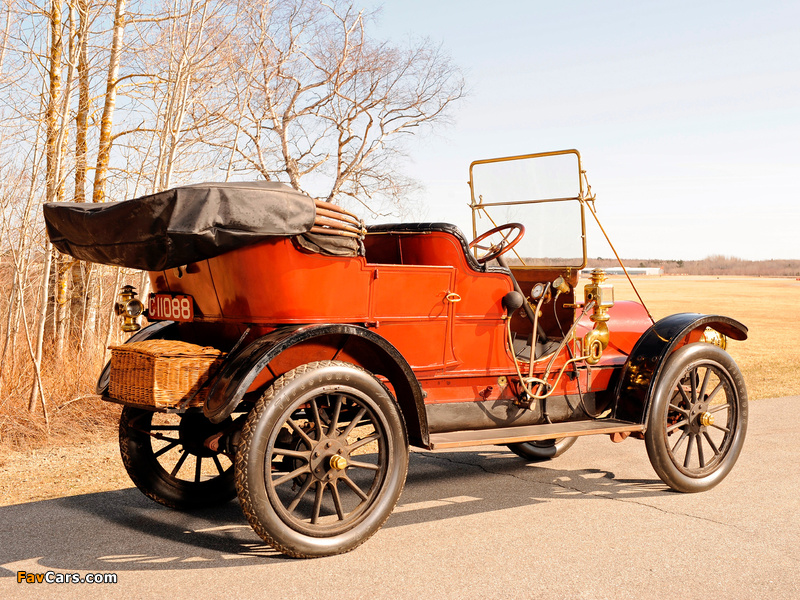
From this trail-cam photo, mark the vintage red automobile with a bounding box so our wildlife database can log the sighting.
[44,149,748,558]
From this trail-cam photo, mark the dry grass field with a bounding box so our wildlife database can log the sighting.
[603,275,800,402]
[1,275,796,506]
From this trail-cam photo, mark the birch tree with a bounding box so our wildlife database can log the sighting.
[92,0,125,203]
[0,0,466,424]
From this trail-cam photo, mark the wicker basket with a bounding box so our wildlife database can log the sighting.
[108,339,225,409]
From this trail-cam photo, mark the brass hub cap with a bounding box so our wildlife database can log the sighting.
[699,412,715,427]
[308,438,349,482]
[329,455,348,471]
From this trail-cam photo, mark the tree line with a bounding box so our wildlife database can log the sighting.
[0,0,464,437]
[586,256,800,277]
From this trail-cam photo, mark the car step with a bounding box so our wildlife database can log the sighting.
[428,419,645,450]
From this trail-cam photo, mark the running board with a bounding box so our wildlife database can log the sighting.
[428,420,644,450]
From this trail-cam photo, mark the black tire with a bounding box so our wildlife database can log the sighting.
[506,437,578,461]
[645,343,748,493]
[119,407,237,510]
[236,361,409,558]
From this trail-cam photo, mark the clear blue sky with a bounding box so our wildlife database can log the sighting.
[361,0,799,260]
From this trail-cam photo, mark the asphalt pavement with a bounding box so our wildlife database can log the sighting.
[1,395,798,599]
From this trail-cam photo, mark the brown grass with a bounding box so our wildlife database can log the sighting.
[603,275,800,401]
[0,350,121,451]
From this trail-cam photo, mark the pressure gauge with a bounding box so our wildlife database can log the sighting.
[531,282,546,300]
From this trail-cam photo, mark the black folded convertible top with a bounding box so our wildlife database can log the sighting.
[43,182,324,271]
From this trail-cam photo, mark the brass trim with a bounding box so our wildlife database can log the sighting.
[329,455,348,471]
[468,149,587,269]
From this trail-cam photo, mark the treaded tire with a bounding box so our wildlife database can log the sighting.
[507,437,578,462]
[119,407,236,510]
[645,343,748,493]
[236,361,409,558]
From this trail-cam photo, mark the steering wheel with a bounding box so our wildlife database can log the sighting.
[468,223,525,264]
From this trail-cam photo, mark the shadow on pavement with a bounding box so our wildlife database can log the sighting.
[0,447,668,574]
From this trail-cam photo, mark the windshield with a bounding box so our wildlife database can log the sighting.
[469,150,586,268]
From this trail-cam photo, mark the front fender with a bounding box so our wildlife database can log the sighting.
[613,313,747,425]
[203,323,429,446]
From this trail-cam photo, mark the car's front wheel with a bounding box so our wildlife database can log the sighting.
[645,343,747,493]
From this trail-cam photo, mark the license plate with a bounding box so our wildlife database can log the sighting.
[148,294,194,322]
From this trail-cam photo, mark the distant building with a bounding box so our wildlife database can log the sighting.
[581,266,663,277]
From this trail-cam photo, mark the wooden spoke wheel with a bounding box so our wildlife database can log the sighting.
[645,343,748,492]
[119,407,236,510]
[236,361,409,558]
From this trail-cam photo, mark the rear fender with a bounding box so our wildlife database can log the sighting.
[613,313,747,425]
[204,324,428,447]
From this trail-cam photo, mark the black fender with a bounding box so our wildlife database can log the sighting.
[613,313,748,426]
[203,324,429,447]
[95,321,179,394]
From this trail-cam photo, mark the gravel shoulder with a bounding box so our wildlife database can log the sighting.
[0,440,129,507]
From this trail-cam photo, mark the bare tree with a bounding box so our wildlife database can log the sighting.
[0,0,465,429]
[72,0,91,204]
[92,0,125,203]
[203,0,464,214]
[44,0,64,204]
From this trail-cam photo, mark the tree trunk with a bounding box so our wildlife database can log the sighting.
[73,0,90,203]
[54,255,71,362]
[44,0,63,204]
[102,266,123,365]
[82,265,99,359]
[92,0,126,203]
[28,241,54,420]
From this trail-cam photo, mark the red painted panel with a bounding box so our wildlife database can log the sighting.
[575,301,651,357]
[371,265,454,370]
[421,375,515,404]
[450,268,513,372]
[154,261,222,319]
[208,238,372,322]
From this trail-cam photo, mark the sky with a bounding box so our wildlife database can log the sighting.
[359,0,799,261]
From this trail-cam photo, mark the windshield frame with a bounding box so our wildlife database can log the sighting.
[468,149,588,270]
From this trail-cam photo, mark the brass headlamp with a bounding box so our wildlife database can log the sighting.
[700,327,727,350]
[115,285,144,332]
[583,269,614,364]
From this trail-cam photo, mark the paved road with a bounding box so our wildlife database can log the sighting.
[1,396,798,599]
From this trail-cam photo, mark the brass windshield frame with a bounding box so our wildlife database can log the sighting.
[468,149,587,269]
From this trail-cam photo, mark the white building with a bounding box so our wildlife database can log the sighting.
[581,266,663,277]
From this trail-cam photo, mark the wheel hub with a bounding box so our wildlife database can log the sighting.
[686,397,713,433]
[330,455,348,471]
[309,437,349,482]
[179,414,225,458]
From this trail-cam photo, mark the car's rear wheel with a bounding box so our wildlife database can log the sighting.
[506,437,578,461]
[236,361,409,558]
[645,343,747,493]
[119,407,236,509]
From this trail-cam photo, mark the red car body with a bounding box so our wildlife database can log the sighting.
[44,150,749,558]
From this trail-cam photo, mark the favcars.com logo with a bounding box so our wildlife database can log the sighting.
[17,571,118,584]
